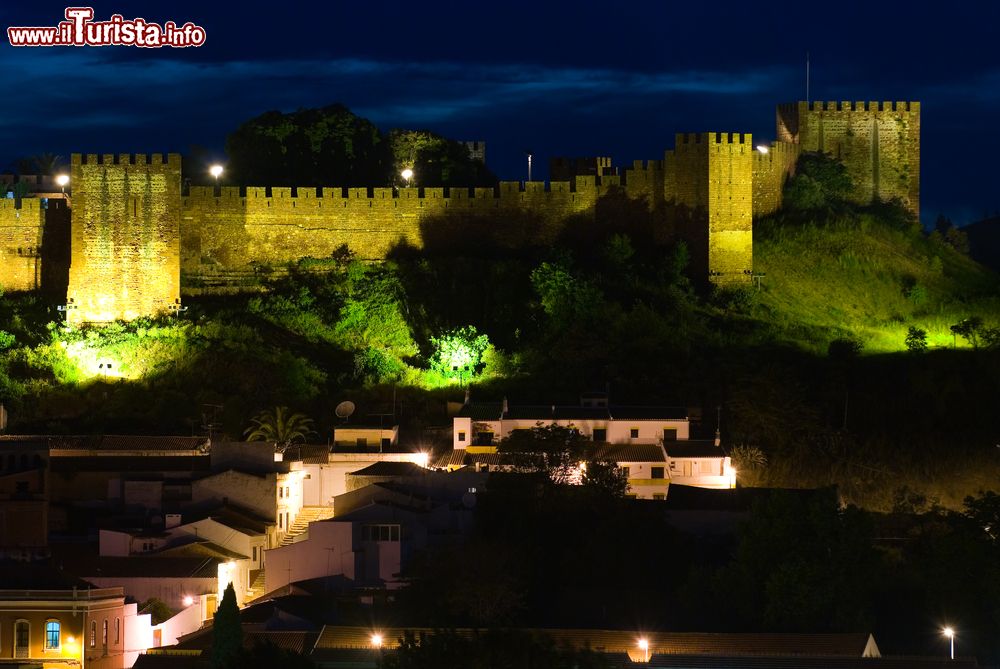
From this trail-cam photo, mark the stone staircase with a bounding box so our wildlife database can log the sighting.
[246,569,267,600]
[280,505,334,547]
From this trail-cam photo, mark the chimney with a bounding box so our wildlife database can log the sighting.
[502,396,508,416]
[714,428,721,448]
[464,388,471,406]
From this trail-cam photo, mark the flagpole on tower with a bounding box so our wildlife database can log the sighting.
[806,51,810,103]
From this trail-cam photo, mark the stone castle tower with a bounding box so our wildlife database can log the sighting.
[66,154,181,324]
[665,132,755,282]
[776,101,920,217]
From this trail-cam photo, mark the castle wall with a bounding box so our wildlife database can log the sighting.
[777,101,920,216]
[665,133,754,284]
[752,141,799,217]
[67,154,181,323]
[180,178,602,275]
[0,199,45,291]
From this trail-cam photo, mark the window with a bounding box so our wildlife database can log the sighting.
[592,428,607,442]
[663,428,677,442]
[458,431,467,443]
[653,493,666,501]
[629,428,639,439]
[252,546,258,562]
[621,466,630,478]
[103,619,108,650]
[279,487,284,498]
[362,524,400,542]
[45,620,60,650]
[651,466,665,479]
[278,514,283,530]
[115,617,120,644]
[381,437,392,449]
[90,620,96,648]
[15,620,29,659]
[356,437,368,448]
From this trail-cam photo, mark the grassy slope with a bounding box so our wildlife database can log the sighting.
[754,217,1000,353]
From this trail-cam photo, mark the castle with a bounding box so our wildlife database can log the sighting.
[0,101,919,324]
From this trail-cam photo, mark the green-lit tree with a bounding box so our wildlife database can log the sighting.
[905,326,928,353]
[428,325,490,382]
[212,583,242,669]
[244,406,316,445]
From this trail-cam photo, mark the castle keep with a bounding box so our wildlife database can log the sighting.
[0,101,919,323]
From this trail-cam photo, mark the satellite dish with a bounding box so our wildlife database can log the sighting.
[335,401,356,421]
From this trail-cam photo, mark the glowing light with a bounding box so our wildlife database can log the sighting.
[415,452,430,468]
[55,174,70,187]
[943,627,955,660]
[638,638,650,662]
[756,145,769,154]
[371,633,383,648]
[183,595,194,607]
[209,164,224,179]
[400,168,413,182]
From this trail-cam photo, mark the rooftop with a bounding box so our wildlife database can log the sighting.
[455,403,688,421]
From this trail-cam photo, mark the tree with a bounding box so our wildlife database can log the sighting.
[905,326,928,353]
[244,406,316,445]
[226,104,391,187]
[428,325,490,382]
[388,129,495,187]
[950,317,984,349]
[497,423,589,484]
[581,459,628,498]
[212,583,242,669]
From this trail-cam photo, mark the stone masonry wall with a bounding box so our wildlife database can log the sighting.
[752,140,799,217]
[67,154,181,323]
[777,101,920,217]
[0,198,45,291]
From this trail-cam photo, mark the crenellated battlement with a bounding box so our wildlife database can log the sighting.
[805,100,919,113]
[675,132,752,149]
[0,198,42,212]
[71,153,182,167]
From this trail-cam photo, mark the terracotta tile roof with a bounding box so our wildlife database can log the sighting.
[589,443,666,463]
[665,439,726,458]
[349,462,428,477]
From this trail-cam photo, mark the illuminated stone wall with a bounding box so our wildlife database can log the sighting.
[180,177,608,273]
[67,154,181,323]
[751,140,799,216]
[0,198,45,291]
[777,101,920,216]
[665,133,754,284]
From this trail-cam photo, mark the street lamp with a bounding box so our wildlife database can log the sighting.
[943,627,955,660]
[370,633,383,648]
[182,595,194,607]
[638,638,649,663]
[209,164,224,185]
[401,168,413,187]
[55,174,69,195]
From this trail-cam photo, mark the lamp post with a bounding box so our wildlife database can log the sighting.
[527,153,532,182]
[943,627,955,660]
[638,638,649,663]
[401,168,413,187]
[209,164,224,186]
[55,174,69,195]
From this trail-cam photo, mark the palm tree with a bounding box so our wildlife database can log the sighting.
[243,406,316,445]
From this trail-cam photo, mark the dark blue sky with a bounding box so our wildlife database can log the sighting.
[2,1,998,225]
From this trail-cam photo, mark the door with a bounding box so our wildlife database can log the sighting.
[683,461,692,477]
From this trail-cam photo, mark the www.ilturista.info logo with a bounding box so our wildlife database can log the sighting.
[8,7,206,48]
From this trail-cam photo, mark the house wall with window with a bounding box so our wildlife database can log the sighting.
[618,459,671,500]
[0,586,128,668]
[302,452,429,507]
[452,416,689,450]
[667,455,735,489]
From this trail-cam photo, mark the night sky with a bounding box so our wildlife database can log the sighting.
[2,1,998,226]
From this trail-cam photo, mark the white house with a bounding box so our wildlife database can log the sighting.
[452,399,690,451]
[448,398,733,496]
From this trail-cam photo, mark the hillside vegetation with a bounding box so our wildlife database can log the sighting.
[1,152,999,509]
